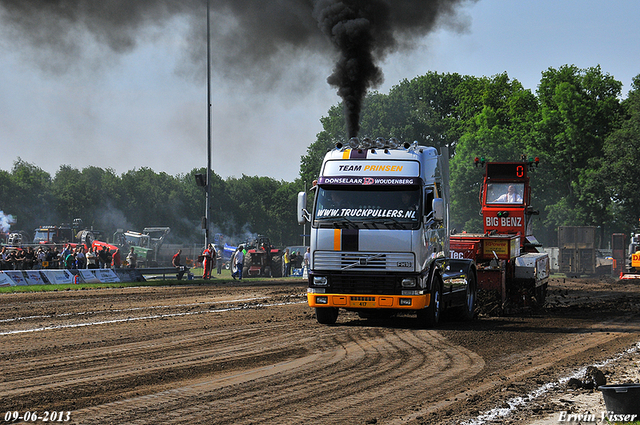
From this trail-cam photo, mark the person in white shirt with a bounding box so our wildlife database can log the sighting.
[303,247,310,269]
[495,185,523,203]
[126,247,138,269]
[231,246,245,280]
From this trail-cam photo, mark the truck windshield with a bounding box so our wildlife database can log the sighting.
[315,186,421,222]
[486,182,525,204]
[33,230,50,243]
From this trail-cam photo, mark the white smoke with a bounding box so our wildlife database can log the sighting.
[0,210,16,233]
[95,201,135,235]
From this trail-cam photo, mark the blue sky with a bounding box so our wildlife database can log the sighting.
[0,0,638,182]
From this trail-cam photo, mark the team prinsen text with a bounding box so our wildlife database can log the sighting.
[337,165,404,172]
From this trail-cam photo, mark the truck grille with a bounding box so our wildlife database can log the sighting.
[314,251,415,272]
[329,274,398,294]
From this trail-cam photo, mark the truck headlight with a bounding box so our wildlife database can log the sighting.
[316,296,328,304]
[401,278,417,288]
[308,288,325,294]
[314,276,328,286]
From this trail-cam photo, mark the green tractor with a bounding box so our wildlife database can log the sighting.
[114,227,170,267]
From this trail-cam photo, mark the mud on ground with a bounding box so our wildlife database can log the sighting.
[0,276,639,424]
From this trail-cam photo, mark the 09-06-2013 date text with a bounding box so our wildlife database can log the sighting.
[4,411,71,422]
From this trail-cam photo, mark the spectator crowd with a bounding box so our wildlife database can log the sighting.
[0,244,123,271]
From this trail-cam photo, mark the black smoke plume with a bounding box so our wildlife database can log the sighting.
[313,0,387,137]
[0,0,475,137]
[312,0,474,137]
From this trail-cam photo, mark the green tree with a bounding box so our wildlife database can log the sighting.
[53,166,107,226]
[449,73,539,233]
[2,66,631,250]
[601,74,640,233]
[300,71,472,183]
[533,65,622,239]
[0,169,16,218]
[9,159,53,236]
[117,168,180,233]
[224,175,299,246]
[299,130,336,186]
[360,72,470,152]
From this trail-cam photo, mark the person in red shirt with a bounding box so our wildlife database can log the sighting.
[111,248,121,269]
[202,244,213,279]
[172,249,185,280]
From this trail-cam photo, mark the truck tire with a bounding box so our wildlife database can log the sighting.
[417,274,442,328]
[315,307,339,325]
[534,283,547,307]
[457,271,477,321]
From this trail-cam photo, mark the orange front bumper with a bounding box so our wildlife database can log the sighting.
[307,292,430,310]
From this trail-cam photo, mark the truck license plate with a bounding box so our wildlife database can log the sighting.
[350,300,375,307]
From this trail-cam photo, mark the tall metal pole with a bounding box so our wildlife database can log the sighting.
[205,0,212,248]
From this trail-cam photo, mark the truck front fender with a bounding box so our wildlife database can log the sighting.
[444,258,476,282]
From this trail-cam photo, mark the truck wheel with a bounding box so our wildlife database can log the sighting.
[315,307,339,325]
[458,271,476,321]
[417,276,442,328]
[535,283,547,307]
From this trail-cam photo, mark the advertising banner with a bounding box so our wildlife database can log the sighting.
[0,269,121,285]
[41,269,75,285]
[4,271,28,286]
[0,273,14,287]
[92,269,120,283]
[25,270,47,285]
[79,269,101,283]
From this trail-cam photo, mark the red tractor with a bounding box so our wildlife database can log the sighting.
[450,157,550,313]
[242,236,283,278]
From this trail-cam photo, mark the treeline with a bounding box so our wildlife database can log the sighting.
[302,65,640,247]
[3,64,640,249]
[0,162,305,247]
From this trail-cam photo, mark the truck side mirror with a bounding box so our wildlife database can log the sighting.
[297,192,309,225]
[432,198,444,222]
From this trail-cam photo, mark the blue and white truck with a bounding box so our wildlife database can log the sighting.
[297,137,476,326]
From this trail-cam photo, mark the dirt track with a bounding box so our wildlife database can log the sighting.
[1,277,639,424]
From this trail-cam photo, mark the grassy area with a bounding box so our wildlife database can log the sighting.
[0,280,196,293]
[0,267,304,293]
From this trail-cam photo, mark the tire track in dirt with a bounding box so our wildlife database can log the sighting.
[1,324,289,394]
[0,289,308,412]
[1,317,312,409]
[394,312,640,424]
[67,327,483,425]
[4,279,637,424]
